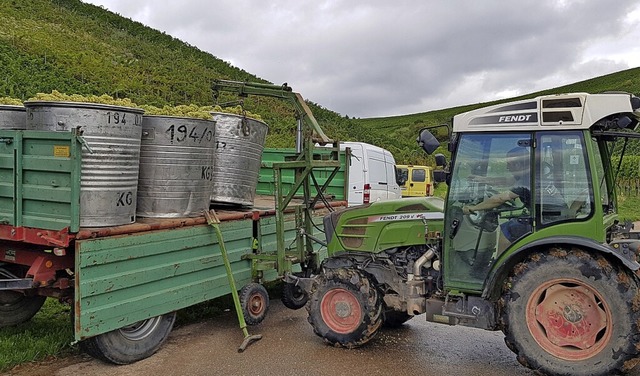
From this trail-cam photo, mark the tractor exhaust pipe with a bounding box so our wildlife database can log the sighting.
[412,248,436,280]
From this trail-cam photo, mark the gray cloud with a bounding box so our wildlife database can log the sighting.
[85,0,640,117]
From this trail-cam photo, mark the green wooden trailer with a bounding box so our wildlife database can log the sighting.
[0,129,344,363]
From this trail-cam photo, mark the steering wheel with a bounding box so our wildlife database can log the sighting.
[465,186,526,232]
[467,208,499,232]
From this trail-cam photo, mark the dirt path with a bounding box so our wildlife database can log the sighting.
[5,299,640,376]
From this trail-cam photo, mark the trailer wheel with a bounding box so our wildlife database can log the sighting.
[0,291,46,327]
[501,249,640,376]
[307,268,383,348]
[382,309,413,328]
[239,283,269,325]
[80,312,177,364]
[281,282,308,310]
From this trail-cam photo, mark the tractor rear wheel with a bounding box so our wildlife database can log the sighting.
[501,249,640,376]
[306,268,382,348]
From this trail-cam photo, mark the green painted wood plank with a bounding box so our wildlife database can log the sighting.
[75,219,257,340]
[78,222,249,266]
[22,186,72,203]
[79,237,250,293]
[257,147,347,199]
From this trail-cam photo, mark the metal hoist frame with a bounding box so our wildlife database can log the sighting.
[212,80,343,275]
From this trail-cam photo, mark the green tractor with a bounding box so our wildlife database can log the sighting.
[288,92,640,375]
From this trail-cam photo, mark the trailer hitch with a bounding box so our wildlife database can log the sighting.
[283,272,317,295]
[297,228,327,247]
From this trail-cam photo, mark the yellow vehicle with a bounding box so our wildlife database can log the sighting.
[396,164,434,197]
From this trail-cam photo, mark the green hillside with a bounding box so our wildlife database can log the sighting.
[0,0,351,147]
[1,0,639,160]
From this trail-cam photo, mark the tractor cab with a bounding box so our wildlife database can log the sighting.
[418,92,640,292]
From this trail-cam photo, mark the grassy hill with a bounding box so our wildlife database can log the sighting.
[1,0,639,161]
[0,0,351,147]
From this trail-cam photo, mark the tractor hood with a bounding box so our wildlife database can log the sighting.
[324,197,445,254]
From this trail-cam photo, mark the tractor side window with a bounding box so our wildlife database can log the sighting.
[592,142,609,210]
[537,132,592,226]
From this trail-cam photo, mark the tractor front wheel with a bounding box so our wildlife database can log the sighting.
[306,268,382,348]
[502,249,640,376]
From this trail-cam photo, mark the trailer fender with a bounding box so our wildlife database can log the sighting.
[483,235,640,300]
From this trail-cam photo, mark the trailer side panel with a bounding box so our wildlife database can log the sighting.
[74,219,252,340]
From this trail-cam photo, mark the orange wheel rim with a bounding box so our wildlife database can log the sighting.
[320,288,362,334]
[248,293,265,316]
[526,278,611,361]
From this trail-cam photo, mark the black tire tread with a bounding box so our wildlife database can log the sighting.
[306,267,383,348]
[382,309,413,328]
[500,248,640,376]
[239,282,269,325]
[281,282,308,310]
[0,292,46,327]
[79,312,177,364]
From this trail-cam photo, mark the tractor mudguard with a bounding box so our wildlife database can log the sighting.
[483,235,640,300]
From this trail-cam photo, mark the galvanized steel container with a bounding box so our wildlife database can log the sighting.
[137,115,216,217]
[24,101,144,227]
[0,105,26,129]
[210,112,268,206]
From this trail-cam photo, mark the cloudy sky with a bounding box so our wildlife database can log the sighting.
[84,0,640,118]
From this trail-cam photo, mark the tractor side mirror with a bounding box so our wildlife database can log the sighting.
[433,154,448,183]
[417,128,440,155]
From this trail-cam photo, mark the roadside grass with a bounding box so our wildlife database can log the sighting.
[0,282,283,373]
[616,193,640,222]
[433,182,447,199]
[0,299,75,373]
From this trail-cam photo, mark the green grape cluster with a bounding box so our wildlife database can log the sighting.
[0,97,24,106]
[23,91,265,121]
[28,90,139,108]
[140,104,264,121]
[140,104,214,120]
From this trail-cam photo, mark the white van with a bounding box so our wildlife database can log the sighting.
[340,142,401,206]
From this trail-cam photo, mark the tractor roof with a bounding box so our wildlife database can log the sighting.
[453,92,640,133]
